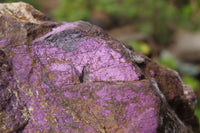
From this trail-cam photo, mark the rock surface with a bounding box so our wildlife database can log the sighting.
[0,2,199,133]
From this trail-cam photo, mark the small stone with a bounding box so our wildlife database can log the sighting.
[133,55,145,64]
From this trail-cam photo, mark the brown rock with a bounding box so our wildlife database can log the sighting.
[0,2,199,133]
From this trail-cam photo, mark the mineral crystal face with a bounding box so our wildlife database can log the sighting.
[0,2,199,133]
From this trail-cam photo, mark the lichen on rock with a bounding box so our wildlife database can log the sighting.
[0,2,199,133]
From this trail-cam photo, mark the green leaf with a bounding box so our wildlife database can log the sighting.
[182,75,200,91]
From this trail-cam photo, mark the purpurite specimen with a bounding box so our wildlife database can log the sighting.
[0,2,199,133]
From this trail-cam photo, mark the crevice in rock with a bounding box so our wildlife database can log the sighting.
[139,74,145,80]
[103,126,107,133]
[79,74,84,83]
[15,119,29,133]
[41,70,57,89]
[79,65,90,83]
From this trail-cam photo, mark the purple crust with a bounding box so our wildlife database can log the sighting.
[21,81,159,132]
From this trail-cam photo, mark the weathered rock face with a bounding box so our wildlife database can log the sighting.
[0,2,199,133]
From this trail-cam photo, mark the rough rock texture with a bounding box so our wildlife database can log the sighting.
[0,2,199,133]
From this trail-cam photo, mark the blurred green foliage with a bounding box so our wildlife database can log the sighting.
[53,0,90,21]
[182,75,200,91]
[53,0,200,45]
[158,57,178,71]
[157,50,179,71]
[128,40,151,55]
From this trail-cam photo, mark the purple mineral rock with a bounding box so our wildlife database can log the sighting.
[0,2,199,133]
